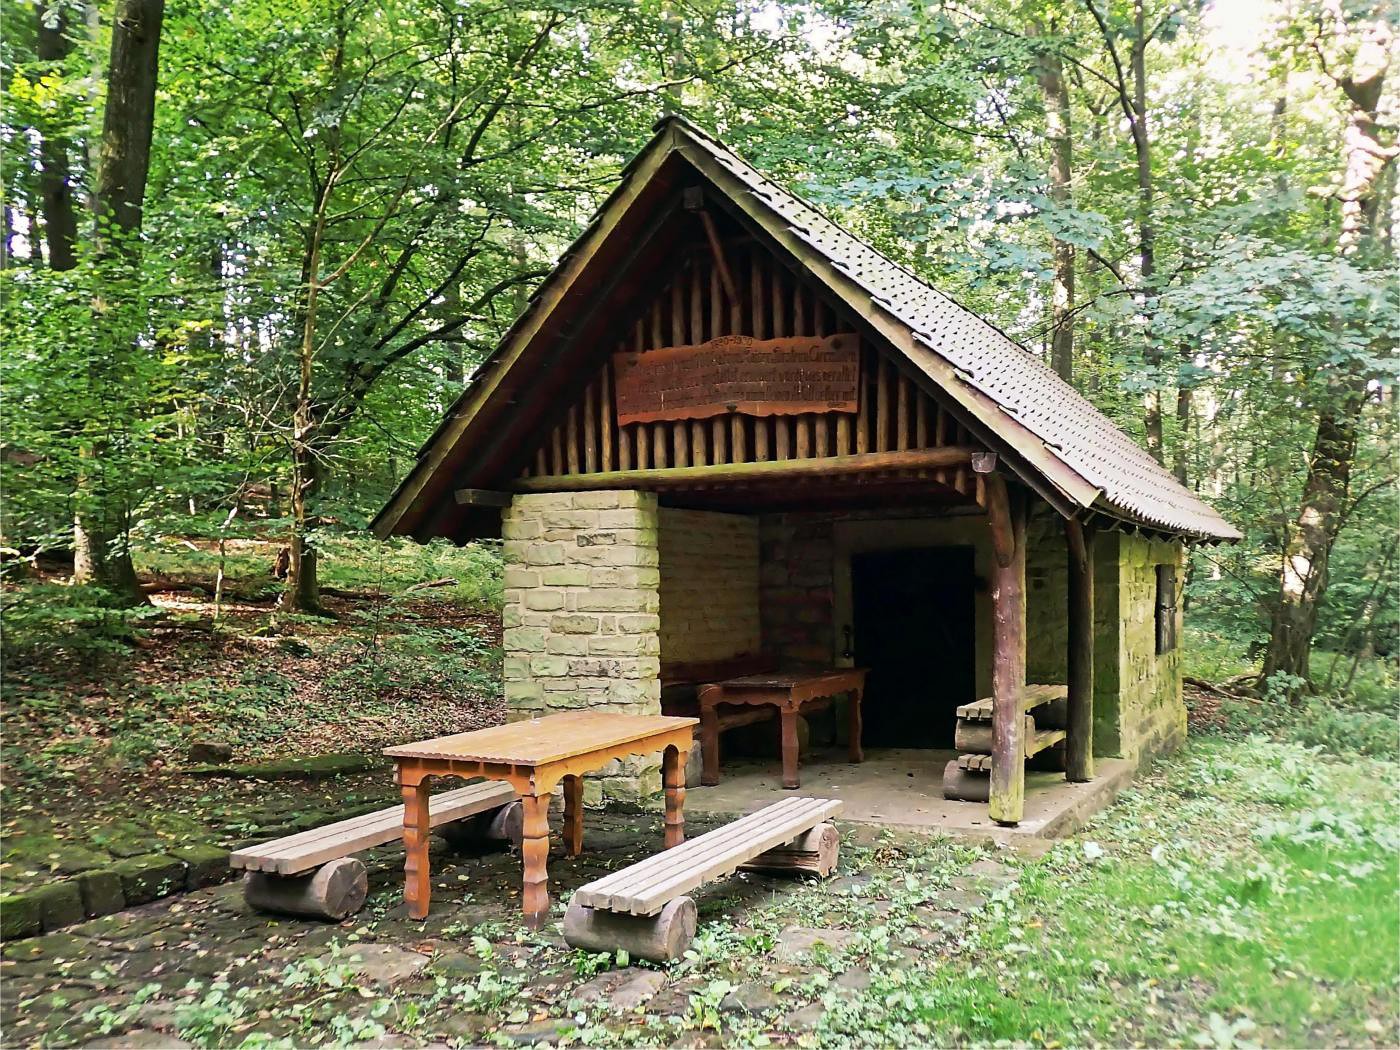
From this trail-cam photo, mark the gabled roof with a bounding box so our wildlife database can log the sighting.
[375,116,1239,543]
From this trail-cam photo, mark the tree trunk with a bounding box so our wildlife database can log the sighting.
[278,435,325,614]
[1032,20,1075,385]
[37,2,79,272]
[72,0,164,605]
[1263,4,1393,694]
[1130,0,1163,463]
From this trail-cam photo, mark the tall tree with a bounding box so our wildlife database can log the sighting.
[1031,13,1076,384]
[36,1,79,271]
[1263,0,1396,691]
[71,0,164,602]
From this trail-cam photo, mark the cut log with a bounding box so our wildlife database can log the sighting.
[244,857,367,920]
[737,822,838,877]
[942,761,990,803]
[562,895,697,963]
[954,714,1035,755]
[439,800,523,850]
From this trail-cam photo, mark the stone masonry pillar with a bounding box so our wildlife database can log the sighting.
[501,490,662,803]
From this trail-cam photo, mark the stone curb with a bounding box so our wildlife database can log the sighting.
[1,847,234,942]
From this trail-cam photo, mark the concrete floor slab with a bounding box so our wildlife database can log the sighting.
[685,748,1137,843]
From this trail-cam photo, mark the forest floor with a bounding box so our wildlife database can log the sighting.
[1,536,1397,1049]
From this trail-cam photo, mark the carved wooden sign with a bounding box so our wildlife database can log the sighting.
[612,333,858,425]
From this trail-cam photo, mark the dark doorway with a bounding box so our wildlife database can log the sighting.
[851,546,976,748]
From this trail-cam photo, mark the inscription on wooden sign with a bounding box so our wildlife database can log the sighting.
[612,333,858,425]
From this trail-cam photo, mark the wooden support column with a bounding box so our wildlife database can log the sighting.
[663,744,687,848]
[1066,518,1096,782]
[975,456,1026,826]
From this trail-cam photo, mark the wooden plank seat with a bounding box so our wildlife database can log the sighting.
[955,684,1067,722]
[562,796,842,962]
[232,780,519,920]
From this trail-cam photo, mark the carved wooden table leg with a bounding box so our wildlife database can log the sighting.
[663,744,687,848]
[520,792,552,928]
[699,686,721,786]
[779,708,800,789]
[399,766,431,920]
[562,775,583,857]
[847,685,865,763]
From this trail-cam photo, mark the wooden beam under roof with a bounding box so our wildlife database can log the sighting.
[510,446,979,492]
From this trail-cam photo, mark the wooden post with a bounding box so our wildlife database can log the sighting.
[562,774,584,856]
[780,709,801,789]
[978,465,1026,826]
[699,684,721,786]
[847,684,864,763]
[520,793,551,928]
[663,744,687,848]
[1066,518,1096,782]
[399,770,431,920]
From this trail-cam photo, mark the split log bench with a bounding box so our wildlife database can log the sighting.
[230,781,520,920]
[942,685,1068,802]
[562,796,842,963]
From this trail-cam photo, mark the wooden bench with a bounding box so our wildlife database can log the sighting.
[231,780,519,920]
[562,796,843,962]
[944,685,1069,802]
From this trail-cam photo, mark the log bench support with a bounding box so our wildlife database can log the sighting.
[230,782,520,921]
[562,896,698,963]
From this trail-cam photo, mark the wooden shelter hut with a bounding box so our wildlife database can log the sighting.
[374,117,1240,825]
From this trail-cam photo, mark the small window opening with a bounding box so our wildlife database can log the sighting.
[1155,563,1178,655]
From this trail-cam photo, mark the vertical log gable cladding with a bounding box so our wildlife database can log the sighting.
[518,239,983,499]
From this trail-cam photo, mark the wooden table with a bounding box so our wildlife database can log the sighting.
[699,668,867,789]
[384,711,697,927]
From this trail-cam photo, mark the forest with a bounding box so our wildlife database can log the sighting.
[3,0,1396,689]
[0,0,1397,1048]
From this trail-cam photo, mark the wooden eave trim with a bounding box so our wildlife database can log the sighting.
[372,127,685,538]
[675,139,1104,517]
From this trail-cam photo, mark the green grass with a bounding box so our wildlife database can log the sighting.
[816,734,1399,1048]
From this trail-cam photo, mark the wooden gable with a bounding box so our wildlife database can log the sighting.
[509,223,988,509]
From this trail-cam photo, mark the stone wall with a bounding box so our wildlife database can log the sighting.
[500,490,662,802]
[657,509,761,664]
[758,514,837,670]
[1024,509,1069,687]
[1113,533,1186,760]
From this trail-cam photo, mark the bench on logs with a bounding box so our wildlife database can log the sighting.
[943,685,1068,802]
[562,796,842,963]
[230,780,520,920]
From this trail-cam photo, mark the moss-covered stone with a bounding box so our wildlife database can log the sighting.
[32,881,85,932]
[111,854,187,905]
[168,845,229,889]
[184,752,380,780]
[77,868,126,917]
[0,892,42,940]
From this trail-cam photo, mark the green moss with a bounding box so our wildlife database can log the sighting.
[168,844,230,889]
[0,892,42,940]
[31,881,84,932]
[76,869,125,917]
[185,752,381,780]
[110,854,187,905]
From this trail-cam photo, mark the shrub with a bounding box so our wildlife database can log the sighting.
[0,583,160,666]
[1284,697,1398,760]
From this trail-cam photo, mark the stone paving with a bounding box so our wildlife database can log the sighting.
[0,808,1032,1048]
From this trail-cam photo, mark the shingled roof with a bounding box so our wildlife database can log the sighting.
[375,116,1239,543]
